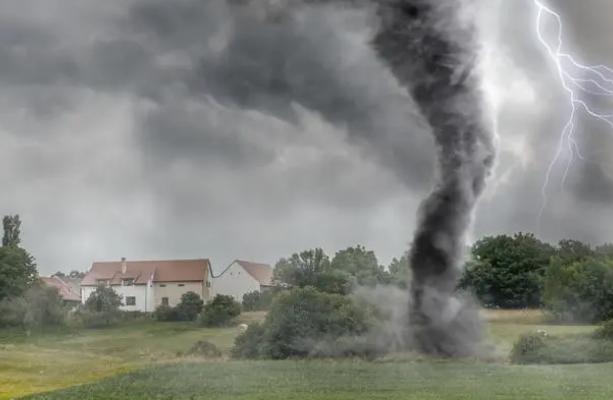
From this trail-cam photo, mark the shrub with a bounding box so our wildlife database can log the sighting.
[184,340,222,358]
[75,309,121,329]
[232,287,374,359]
[154,304,179,322]
[79,285,123,327]
[594,320,613,340]
[175,291,204,321]
[544,257,613,322]
[510,333,547,364]
[199,295,241,327]
[0,284,66,329]
[510,332,613,364]
[231,322,266,359]
[242,291,275,311]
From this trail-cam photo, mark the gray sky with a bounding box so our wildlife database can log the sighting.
[1,0,612,275]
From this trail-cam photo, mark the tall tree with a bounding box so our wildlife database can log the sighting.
[0,215,37,301]
[330,245,391,286]
[459,233,555,308]
[2,215,21,247]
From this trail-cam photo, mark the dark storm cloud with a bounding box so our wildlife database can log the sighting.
[1,0,613,273]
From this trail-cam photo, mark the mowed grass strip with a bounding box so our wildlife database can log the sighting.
[24,360,613,400]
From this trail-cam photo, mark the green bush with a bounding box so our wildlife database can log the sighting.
[242,290,275,311]
[175,291,204,321]
[75,309,121,329]
[79,285,122,328]
[544,257,613,322]
[153,304,179,321]
[232,287,374,359]
[199,295,241,327]
[0,284,66,329]
[185,340,222,358]
[511,332,613,364]
[231,322,266,359]
[510,333,547,364]
[594,320,613,340]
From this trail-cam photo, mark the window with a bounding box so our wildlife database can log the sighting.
[122,279,134,286]
[160,284,166,287]
[206,281,211,288]
[161,297,169,306]
[125,296,136,306]
[96,279,109,286]
[178,283,185,287]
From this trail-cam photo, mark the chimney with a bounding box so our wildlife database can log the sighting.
[121,257,127,274]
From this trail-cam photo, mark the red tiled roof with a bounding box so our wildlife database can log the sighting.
[235,260,273,286]
[81,259,210,286]
[40,276,81,302]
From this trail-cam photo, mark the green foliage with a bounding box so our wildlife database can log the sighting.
[273,248,348,293]
[510,333,546,364]
[232,287,373,359]
[185,340,222,358]
[388,250,411,288]
[199,294,241,327]
[0,284,66,329]
[2,214,21,247]
[0,245,38,302]
[460,233,555,308]
[330,245,391,287]
[80,285,123,327]
[511,332,613,364]
[153,304,179,321]
[175,291,204,321]
[242,290,275,311]
[544,257,613,322]
[232,322,266,359]
[594,320,613,340]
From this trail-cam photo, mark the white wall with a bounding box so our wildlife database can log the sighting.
[81,285,153,312]
[210,262,260,301]
[153,282,207,308]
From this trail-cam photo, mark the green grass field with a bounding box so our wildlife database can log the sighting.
[0,310,605,400]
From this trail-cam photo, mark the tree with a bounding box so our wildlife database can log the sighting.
[330,245,391,287]
[2,215,21,247]
[0,284,66,329]
[273,248,350,294]
[556,239,593,263]
[80,285,123,327]
[176,291,204,321]
[544,257,613,322]
[242,290,276,311]
[0,246,37,301]
[460,233,555,308]
[388,250,411,288]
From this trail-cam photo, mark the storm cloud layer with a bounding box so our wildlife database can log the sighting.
[1,0,612,273]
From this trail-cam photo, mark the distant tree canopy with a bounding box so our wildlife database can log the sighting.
[0,215,37,302]
[274,246,397,294]
[460,233,555,308]
[544,257,613,322]
[388,250,411,288]
[273,248,350,294]
[330,245,391,287]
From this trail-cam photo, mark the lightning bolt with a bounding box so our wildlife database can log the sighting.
[534,0,613,226]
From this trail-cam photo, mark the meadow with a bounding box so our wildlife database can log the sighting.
[0,310,605,400]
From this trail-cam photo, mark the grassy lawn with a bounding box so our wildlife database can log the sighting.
[0,309,604,400]
[0,312,265,399]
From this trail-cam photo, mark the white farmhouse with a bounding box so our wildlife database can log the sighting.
[210,260,274,301]
[81,258,212,312]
